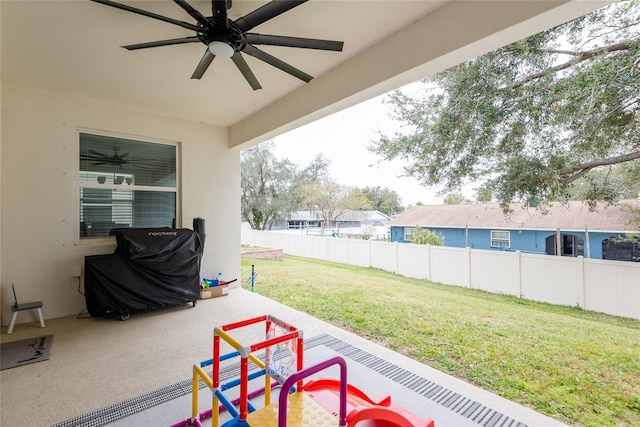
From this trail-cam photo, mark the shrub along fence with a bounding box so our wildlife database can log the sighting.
[241,229,640,320]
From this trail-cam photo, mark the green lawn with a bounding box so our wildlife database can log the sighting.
[242,255,640,426]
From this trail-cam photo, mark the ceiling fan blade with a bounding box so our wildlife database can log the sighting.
[191,49,215,79]
[212,0,228,25]
[231,53,262,91]
[245,34,343,51]
[235,0,307,32]
[243,44,312,83]
[90,0,199,32]
[123,36,201,51]
[173,0,209,26]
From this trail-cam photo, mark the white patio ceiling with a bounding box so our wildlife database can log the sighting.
[1,1,610,147]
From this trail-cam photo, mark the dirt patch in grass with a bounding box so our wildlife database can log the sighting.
[241,245,283,261]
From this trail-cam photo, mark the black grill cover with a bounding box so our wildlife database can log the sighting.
[85,227,204,317]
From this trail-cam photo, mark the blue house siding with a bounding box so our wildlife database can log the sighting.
[440,228,465,248]
[390,225,622,259]
[507,229,547,254]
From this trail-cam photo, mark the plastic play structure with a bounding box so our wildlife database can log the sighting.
[171,315,435,427]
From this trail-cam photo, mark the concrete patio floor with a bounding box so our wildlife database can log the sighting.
[0,287,566,426]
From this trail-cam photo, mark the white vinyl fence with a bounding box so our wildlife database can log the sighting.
[242,229,640,320]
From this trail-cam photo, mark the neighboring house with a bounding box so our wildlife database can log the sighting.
[278,210,391,230]
[388,200,640,261]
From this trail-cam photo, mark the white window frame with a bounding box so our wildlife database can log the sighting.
[77,129,180,242]
[404,227,414,242]
[490,230,510,248]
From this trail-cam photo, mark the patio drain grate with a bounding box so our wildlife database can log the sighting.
[313,334,527,427]
[52,334,527,427]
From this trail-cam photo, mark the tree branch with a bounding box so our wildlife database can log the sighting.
[561,150,640,184]
[583,97,640,136]
[507,42,632,90]
[535,48,582,56]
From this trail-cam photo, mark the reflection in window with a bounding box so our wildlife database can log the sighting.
[79,133,178,238]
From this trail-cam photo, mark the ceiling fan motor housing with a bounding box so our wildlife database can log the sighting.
[201,19,246,53]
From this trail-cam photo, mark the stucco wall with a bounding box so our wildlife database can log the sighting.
[1,84,240,324]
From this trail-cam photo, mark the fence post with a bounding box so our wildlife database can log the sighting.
[427,244,431,281]
[395,241,399,275]
[516,250,522,298]
[576,256,585,308]
[466,246,472,288]
[346,237,350,266]
[324,235,330,261]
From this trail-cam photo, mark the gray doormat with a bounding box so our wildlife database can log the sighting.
[1,335,53,370]
[52,334,527,427]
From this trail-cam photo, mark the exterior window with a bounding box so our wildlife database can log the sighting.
[602,237,640,261]
[404,227,414,242]
[490,230,510,248]
[79,132,178,238]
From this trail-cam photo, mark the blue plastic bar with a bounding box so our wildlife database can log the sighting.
[214,388,239,419]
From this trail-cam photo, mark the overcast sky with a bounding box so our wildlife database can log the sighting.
[271,88,449,206]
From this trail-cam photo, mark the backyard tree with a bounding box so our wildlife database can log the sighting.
[297,153,332,183]
[241,141,299,230]
[443,193,468,205]
[241,143,333,229]
[369,1,640,212]
[300,181,372,227]
[570,161,640,201]
[361,186,403,215]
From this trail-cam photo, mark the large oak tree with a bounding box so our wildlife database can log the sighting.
[241,142,334,230]
[370,1,640,212]
[241,141,298,230]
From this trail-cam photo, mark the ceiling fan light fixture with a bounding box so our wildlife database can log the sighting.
[208,41,234,58]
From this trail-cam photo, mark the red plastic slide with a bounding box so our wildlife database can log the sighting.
[304,378,435,427]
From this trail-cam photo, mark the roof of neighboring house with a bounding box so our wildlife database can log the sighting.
[387,200,640,232]
[288,210,391,222]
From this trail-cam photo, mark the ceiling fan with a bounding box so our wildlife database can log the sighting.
[81,148,129,168]
[91,0,344,90]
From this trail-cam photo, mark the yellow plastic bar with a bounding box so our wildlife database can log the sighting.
[193,364,215,425]
[215,328,265,368]
[194,364,213,388]
[212,394,219,427]
[192,367,199,421]
[265,373,271,406]
[249,352,265,369]
[214,327,242,350]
